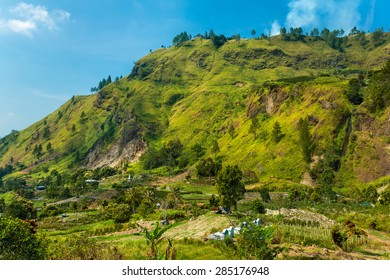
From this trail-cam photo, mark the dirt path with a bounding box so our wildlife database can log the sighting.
[152,171,189,186]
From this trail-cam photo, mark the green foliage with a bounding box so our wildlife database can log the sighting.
[165,93,185,106]
[361,186,379,204]
[209,29,227,48]
[271,121,283,142]
[0,197,4,212]
[379,188,390,205]
[364,60,390,113]
[0,217,47,259]
[251,29,256,37]
[91,75,113,92]
[38,204,62,218]
[141,139,183,169]
[235,225,277,260]
[137,198,156,217]
[122,186,156,214]
[371,27,385,47]
[211,139,220,157]
[346,76,365,105]
[297,117,314,163]
[191,143,205,158]
[173,31,191,47]
[196,157,222,177]
[356,31,369,47]
[250,198,266,214]
[280,27,304,41]
[3,197,36,219]
[32,144,43,159]
[331,222,367,252]
[103,202,132,223]
[248,117,259,138]
[216,165,245,212]
[259,187,271,203]
[140,222,172,260]
[209,194,221,208]
[49,235,123,260]
[320,28,347,51]
[228,124,236,138]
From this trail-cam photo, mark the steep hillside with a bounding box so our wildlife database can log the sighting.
[1,33,390,187]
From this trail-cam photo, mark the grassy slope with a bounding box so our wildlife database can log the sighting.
[1,34,390,186]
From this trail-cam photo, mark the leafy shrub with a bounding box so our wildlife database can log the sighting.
[250,199,266,214]
[196,157,222,177]
[103,203,132,223]
[0,217,48,260]
[235,225,277,260]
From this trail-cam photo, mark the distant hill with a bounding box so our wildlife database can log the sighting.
[1,32,390,188]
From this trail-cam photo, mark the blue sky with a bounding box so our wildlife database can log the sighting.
[0,0,388,136]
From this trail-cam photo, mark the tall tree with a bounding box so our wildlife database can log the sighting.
[371,27,385,47]
[271,121,282,142]
[297,117,314,163]
[251,29,256,38]
[216,165,245,212]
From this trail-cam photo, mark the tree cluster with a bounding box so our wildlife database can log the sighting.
[280,27,304,41]
[90,75,122,92]
[141,138,183,169]
[196,157,222,177]
[364,59,390,113]
[198,29,227,48]
[172,31,191,46]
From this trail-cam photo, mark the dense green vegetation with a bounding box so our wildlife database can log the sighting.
[1,28,390,260]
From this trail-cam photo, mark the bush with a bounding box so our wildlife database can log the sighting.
[235,225,277,260]
[103,203,132,223]
[0,217,48,259]
[250,199,266,214]
[196,157,222,177]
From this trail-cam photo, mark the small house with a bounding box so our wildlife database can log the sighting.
[35,186,45,191]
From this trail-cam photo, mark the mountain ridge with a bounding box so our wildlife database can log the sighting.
[1,33,390,189]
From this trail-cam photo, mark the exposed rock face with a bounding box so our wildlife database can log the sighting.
[85,138,147,169]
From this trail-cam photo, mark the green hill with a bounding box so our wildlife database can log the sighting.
[1,32,390,189]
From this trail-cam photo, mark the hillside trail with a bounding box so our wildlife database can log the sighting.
[151,171,189,186]
[365,230,390,253]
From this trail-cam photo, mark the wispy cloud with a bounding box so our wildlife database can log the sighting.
[0,112,16,124]
[272,0,362,33]
[0,2,70,36]
[364,0,376,31]
[30,89,68,101]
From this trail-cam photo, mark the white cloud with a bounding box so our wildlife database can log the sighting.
[270,20,281,36]
[0,18,36,36]
[283,0,361,32]
[286,0,319,28]
[0,2,71,36]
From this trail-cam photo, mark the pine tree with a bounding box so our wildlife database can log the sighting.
[271,121,282,142]
[297,118,314,163]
